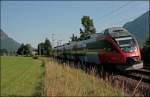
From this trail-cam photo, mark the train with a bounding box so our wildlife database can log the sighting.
[53,27,143,70]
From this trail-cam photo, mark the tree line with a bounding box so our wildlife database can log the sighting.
[16,38,52,56]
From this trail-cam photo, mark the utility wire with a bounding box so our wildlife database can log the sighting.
[98,2,147,28]
[96,2,144,32]
[74,1,131,34]
[73,1,131,38]
[95,1,131,26]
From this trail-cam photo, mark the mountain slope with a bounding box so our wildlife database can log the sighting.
[123,11,149,48]
[0,29,20,52]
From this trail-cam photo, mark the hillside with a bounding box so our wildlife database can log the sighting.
[123,11,149,48]
[0,29,20,52]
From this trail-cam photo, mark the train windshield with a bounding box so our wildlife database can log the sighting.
[115,37,137,52]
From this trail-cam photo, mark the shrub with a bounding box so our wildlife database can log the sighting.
[32,55,39,59]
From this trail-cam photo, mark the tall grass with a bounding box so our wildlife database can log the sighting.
[43,58,124,96]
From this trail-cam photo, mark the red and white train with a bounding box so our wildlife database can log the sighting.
[53,27,143,70]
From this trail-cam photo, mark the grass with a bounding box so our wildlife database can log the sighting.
[1,56,44,96]
[0,56,125,96]
[44,58,124,96]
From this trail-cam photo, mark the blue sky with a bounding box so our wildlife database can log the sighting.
[1,1,149,48]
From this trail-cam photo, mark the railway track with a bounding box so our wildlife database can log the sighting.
[130,68,150,76]
[108,69,150,97]
[55,59,150,96]
[83,63,150,84]
[58,59,150,84]
[120,69,150,84]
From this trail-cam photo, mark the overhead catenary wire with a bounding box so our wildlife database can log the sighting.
[74,1,131,34]
[98,2,148,29]
[69,1,146,44]
[95,1,147,32]
[94,1,131,25]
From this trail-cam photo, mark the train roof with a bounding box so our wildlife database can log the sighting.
[54,27,132,49]
[104,27,131,38]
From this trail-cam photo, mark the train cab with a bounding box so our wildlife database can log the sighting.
[100,27,143,70]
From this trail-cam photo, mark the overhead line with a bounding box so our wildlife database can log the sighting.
[73,1,131,38]
[96,2,147,30]
[95,1,131,25]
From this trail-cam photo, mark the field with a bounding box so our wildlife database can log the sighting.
[1,56,124,96]
[1,56,44,96]
[44,58,124,96]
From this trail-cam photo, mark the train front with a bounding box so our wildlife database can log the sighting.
[111,28,143,70]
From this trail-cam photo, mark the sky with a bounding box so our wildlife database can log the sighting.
[1,1,149,48]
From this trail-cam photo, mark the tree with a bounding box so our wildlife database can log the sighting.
[79,28,87,40]
[79,16,96,40]
[38,42,44,55]
[17,43,24,55]
[145,38,150,46]
[70,33,78,42]
[69,16,96,42]
[37,38,52,56]
[24,44,32,56]
[142,37,150,63]
[17,43,32,56]
[44,38,52,55]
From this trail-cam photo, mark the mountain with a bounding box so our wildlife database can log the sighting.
[123,11,149,48]
[0,29,20,52]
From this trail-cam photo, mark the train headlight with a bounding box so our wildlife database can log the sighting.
[134,47,137,51]
[129,47,137,52]
[121,46,137,52]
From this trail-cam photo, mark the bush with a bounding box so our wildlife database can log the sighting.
[32,55,39,59]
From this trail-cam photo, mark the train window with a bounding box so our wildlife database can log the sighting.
[86,40,117,52]
[103,41,117,52]
[116,37,135,46]
[116,37,137,52]
[86,41,103,50]
[118,39,132,45]
[104,29,109,35]
[113,29,124,32]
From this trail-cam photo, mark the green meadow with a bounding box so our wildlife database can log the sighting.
[1,56,44,96]
[1,56,124,96]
